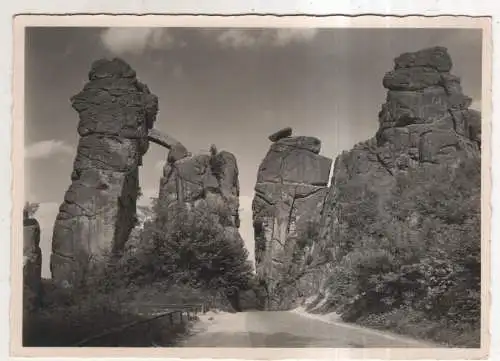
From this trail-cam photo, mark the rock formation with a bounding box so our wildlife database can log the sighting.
[308,46,481,308]
[23,209,42,311]
[268,127,293,142]
[252,128,333,310]
[50,58,158,287]
[157,144,241,229]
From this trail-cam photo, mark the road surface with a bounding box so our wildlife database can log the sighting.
[180,309,437,348]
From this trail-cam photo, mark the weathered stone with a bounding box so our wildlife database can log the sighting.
[383,67,442,91]
[253,132,332,310]
[148,128,188,160]
[306,46,480,312]
[271,136,322,154]
[257,138,331,186]
[50,58,157,287]
[157,146,241,229]
[23,214,42,311]
[269,127,293,142]
[394,46,452,72]
[466,109,482,145]
[88,58,137,80]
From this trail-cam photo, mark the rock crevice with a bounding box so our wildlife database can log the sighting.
[252,129,332,310]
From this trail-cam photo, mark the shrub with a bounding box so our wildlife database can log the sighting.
[322,157,481,346]
[105,198,254,298]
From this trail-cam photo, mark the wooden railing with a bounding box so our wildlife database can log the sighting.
[72,303,207,347]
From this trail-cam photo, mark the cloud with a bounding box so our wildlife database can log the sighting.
[100,28,175,55]
[216,28,318,48]
[25,140,74,160]
[273,29,318,46]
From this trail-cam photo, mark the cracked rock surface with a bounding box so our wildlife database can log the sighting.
[253,131,332,310]
[50,58,158,287]
[309,46,481,299]
[158,148,241,230]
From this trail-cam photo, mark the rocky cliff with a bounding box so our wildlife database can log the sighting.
[50,58,158,287]
[157,144,241,232]
[308,46,481,312]
[23,211,42,311]
[158,143,243,242]
[252,128,333,310]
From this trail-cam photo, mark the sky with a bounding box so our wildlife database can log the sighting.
[24,27,482,278]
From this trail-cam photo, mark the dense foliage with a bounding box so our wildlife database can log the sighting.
[25,196,254,346]
[92,197,254,302]
[314,158,481,346]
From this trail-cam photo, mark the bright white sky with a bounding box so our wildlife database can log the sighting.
[24,27,482,278]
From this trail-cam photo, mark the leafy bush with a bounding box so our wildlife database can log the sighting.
[96,197,254,302]
[322,158,481,346]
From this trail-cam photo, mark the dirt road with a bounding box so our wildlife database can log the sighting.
[180,310,437,348]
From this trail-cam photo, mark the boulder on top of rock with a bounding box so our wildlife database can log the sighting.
[252,130,332,310]
[394,46,452,72]
[271,136,322,154]
[268,127,293,142]
[88,58,137,80]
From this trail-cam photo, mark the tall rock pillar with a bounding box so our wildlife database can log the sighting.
[252,128,332,310]
[50,58,158,287]
[309,46,481,309]
[23,208,42,311]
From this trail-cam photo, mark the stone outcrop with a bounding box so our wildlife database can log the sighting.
[157,145,241,229]
[308,46,481,307]
[50,58,158,287]
[148,128,189,162]
[252,130,332,310]
[269,127,293,142]
[23,210,42,311]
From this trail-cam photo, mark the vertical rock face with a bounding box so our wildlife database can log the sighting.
[50,58,158,287]
[252,129,333,310]
[23,211,42,311]
[310,46,481,305]
[158,146,241,229]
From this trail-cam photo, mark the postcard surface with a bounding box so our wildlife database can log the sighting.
[11,14,492,359]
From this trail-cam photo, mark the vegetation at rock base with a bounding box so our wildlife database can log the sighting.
[24,196,255,346]
[107,197,254,296]
[23,279,195,347]
[309,158,481,347]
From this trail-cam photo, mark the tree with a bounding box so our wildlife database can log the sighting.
[110,197,254,295]
[321,157,481,333]
[24,202,40,219]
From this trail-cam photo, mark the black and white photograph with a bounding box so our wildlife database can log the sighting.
[13,15,491,358]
